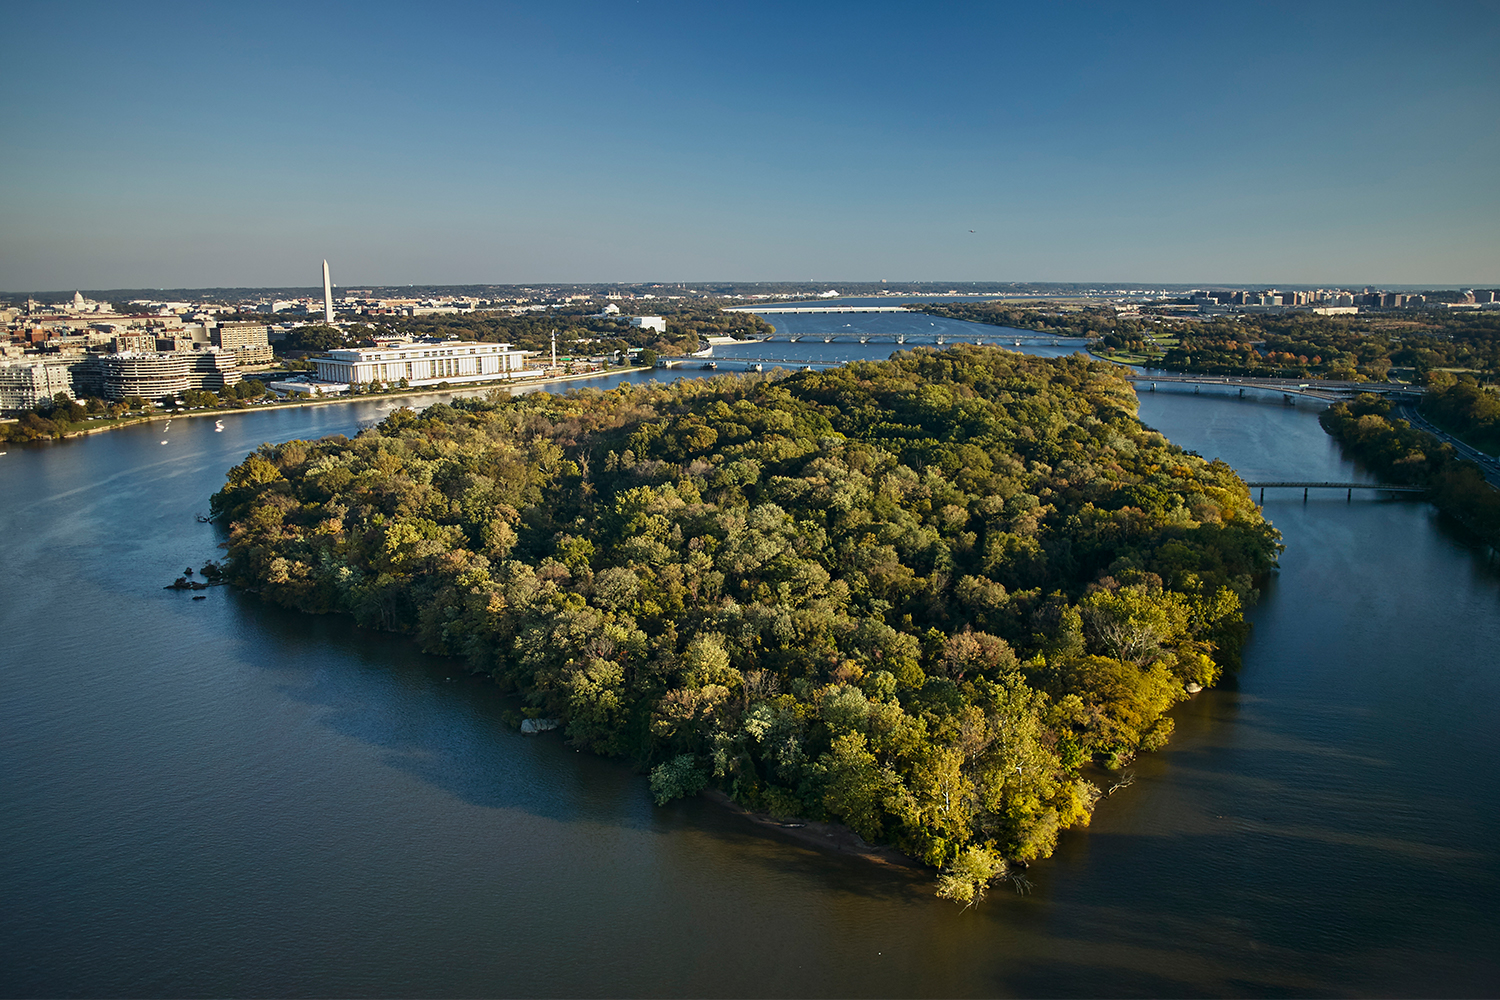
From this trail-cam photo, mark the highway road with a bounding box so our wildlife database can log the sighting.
[1397,403,1500,489]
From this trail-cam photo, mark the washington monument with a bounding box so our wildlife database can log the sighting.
[321,259,335,324]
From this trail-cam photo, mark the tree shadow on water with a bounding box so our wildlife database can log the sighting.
[657,792,936,906]
[224,589,653,829]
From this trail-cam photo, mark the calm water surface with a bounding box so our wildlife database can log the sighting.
[2,324,1498,996]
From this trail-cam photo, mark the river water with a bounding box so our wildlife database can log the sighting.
[2,314,1497,997]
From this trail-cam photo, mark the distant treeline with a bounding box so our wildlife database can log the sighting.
[916,302,1124,341]
[213,347,1280,903]
[1158,311,1500,382]
[920,301,1500,385]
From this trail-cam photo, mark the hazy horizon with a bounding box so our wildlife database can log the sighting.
[4,279,1488,301]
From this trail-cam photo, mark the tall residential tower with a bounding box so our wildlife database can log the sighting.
[322,260,335,324]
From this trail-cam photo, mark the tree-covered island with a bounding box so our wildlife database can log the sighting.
[212,347,1280,903]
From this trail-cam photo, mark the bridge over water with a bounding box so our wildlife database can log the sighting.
[1125,373,1424,401]
[1244,481,1427,502]
[723,305,913,314]
[719,332,1073,346]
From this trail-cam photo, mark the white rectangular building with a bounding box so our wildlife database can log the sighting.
[629,316,666,333]
[312,340,535,389]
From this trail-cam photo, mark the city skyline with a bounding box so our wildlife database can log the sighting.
[2,1,1497,290]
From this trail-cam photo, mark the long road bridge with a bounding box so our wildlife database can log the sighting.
[716,332,1074,346]
[1125,373,1424,401]
[1244,481,1428,502]
[724,305,913,314]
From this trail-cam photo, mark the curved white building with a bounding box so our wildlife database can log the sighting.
[96,350,241,401]
[98,353,191,400]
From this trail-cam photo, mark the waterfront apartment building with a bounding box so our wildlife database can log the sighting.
[0,358,77,410]
[312,340,533,388]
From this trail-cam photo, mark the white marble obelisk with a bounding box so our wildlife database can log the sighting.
[322,260,335,324]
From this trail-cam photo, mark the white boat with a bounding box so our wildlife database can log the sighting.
[214,420,225,432]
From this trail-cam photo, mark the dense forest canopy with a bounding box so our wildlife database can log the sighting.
[918,303,1125,342]
[213,347,1280,902]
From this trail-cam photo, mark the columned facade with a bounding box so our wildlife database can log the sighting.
[313,341,534,388]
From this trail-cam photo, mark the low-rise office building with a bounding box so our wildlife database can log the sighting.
[266,376,350,397]
[312,340,534,388]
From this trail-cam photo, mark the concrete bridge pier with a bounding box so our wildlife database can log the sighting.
[1239,388,1245,397]
[859,335,869,344]
[823,336,833,343]
[897,334,906,344]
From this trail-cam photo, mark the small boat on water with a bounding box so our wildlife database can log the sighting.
[161,440,169,445]
[214,420,225,432]
[700,361,717,370]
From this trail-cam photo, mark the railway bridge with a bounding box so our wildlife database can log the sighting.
[1244,481,1427,503]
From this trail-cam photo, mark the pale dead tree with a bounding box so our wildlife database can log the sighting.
[1080,604,1161,662]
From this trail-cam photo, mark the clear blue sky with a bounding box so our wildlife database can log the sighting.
[3,0,1496,290]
